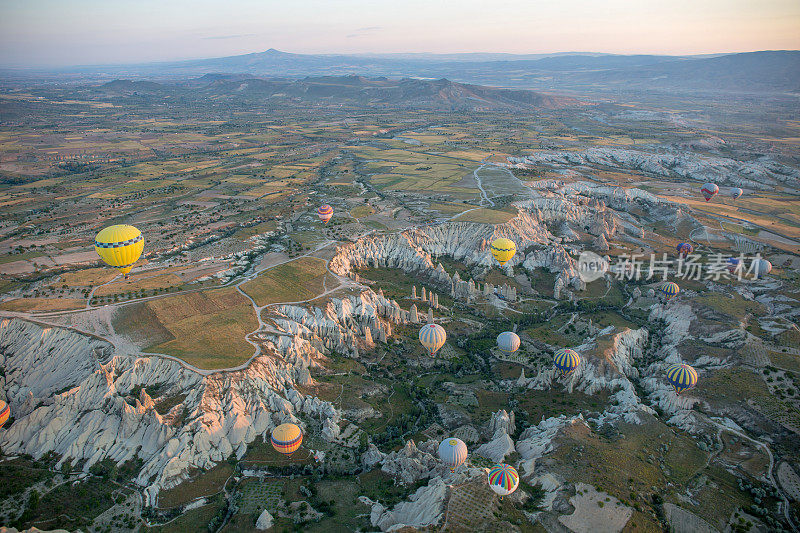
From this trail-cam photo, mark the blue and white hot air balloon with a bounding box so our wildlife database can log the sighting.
[419,323,446,356]
[438,438,468,472]
[496,331,521,354]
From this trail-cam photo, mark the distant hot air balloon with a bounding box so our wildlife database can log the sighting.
[676,242,693,257]
[419,323,446,356]
[497,331,521,354]
[752,258,772,278]
[731,188,743,200]
[665,363,698,394]
[438,438,468,472]
[700,183,719,202]
[0,400,9,429]
[553,348,581,376]
[488,463,519,498]
[317,205,334,224]
[490,238,516,267]
[660,281,680,300]
[271,423,303,458]
[727,257,741,275]
[94,225,144,279]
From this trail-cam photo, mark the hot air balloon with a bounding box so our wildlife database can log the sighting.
[676,242,693,257]
[497,331,521,354]
[271,423,303,457]
[317,205,333,224]
[731,188,743,200]
[488,463,519,498]
[419,323,446,356]
[727,257,741,275]
[490,238,516,266]
[752,258,772,278]
[553,348,581,376]
[94,225,144,279]
[0,400,9,429]
[438,438,468,472]
[665,363,698,394]
[660,281,680,300]
[700,183,719,202]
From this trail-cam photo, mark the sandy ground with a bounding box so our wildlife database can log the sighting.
[0,260,35,275]
[51,250,98,265]
[663,503,719,533]
[257,252,292,270]
[558,483,632,533]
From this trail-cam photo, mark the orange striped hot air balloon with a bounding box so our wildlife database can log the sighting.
[317,205,333,224]
[271,423,303,457]
[0,400,10,429]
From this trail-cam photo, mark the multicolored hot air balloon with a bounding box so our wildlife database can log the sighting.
[490,238,516,266]
[727,257,741,275]
[700,183,719,202]
[438,438,468,472]
[0,400,9,429]
[752,258,772,278]
[553,348,581,376]
[676,242,693,257]
[94,225,144,279]
[271,423,303,457]
[419,323,446,356]
[497,331,521,354]
[731,188,743,200]
[317,205,334,224]
[665,363,698,394]
[488,463,519,498]
[660,281,680,300]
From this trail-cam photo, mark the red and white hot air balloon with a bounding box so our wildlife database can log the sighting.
[317,205,333,224]
[700,183,719,202]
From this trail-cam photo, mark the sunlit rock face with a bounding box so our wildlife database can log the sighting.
[329,197,630,299]
[0,318,337,506]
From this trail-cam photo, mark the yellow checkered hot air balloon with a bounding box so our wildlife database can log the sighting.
[490,237,516,266]
[94,225,144,279]
[271,423,303,457]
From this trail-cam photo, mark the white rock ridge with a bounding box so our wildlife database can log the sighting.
[0,318,337,506]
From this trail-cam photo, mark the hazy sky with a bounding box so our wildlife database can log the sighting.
[1,0,798,67]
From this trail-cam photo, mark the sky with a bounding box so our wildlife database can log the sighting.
[1,0,799,67]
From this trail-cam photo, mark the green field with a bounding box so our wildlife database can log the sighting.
[241,256,329,306]
[452,208,515,224]
[114,287,258,369]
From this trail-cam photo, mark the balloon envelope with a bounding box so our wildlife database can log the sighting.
[438,438,468,470]
[700,183,719,202]
[731,188,743,200]
[271,423,303,456]
[497,331,521,354]
[660,282,680,299]
[676,243,693,257]
[553,348,581,376]
[94,225,144,275]
[419,323,446,356]
[0,400,9,429]
[752,258,772,277]
[490,238,516,266]
[317,205,333,223]
[488,464,519,496]
[665,363,698,394]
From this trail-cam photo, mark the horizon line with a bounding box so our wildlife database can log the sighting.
[1,47,798,71]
